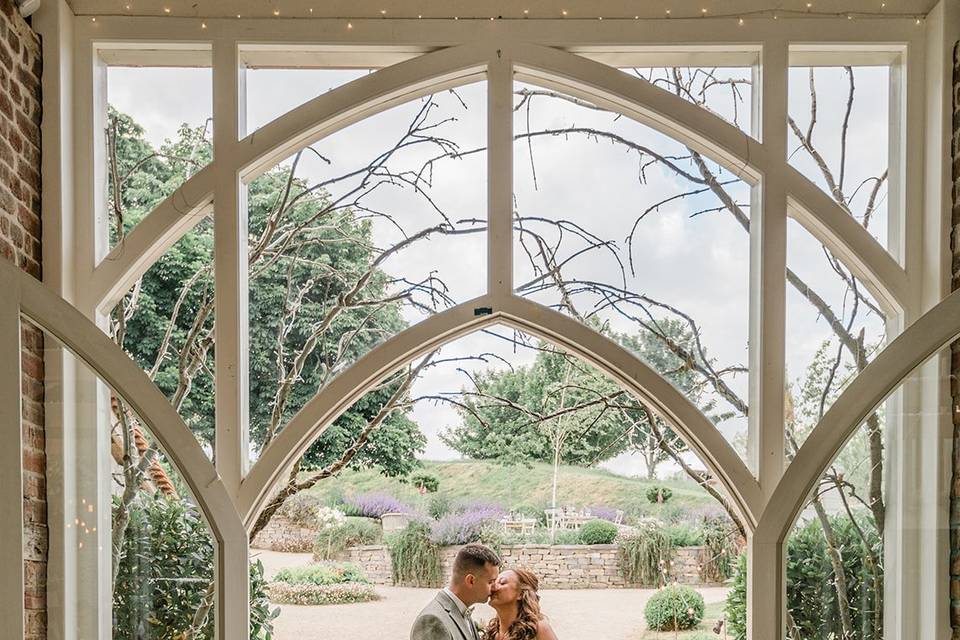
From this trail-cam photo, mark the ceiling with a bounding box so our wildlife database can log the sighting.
[65,0,939,20]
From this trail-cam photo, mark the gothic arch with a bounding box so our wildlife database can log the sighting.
[0,259,251,639]
[240,293,762,532]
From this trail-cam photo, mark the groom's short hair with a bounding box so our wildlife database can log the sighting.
[452,543,501,581]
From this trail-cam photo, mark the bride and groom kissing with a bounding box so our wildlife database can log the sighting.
[410,543,559,640]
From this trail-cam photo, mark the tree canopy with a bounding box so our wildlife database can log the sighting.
[441,319,718,477]
[111,109,424,477]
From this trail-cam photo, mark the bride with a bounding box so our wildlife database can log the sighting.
[484,569,558,640]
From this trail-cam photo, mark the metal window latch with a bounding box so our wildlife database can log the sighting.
[474,307,493,316]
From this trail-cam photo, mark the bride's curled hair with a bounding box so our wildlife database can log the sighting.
[485,569,543,640]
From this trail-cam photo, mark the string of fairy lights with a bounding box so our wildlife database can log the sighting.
[88,3,928,28]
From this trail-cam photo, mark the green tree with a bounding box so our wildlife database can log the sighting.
[110,110,424,476]
[442,319,715,480]
[441,346,629,467]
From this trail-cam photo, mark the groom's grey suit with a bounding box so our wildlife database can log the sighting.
[410,590,479,640]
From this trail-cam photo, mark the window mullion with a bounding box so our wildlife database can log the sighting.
[0,276,24,640]
[487,49,514,301]
[747,37,789,640]
[211,38,251,640]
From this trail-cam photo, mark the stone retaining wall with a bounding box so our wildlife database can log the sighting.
[347,544,714,589]
[251,515,317,553]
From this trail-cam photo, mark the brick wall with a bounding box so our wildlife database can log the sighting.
[0,1,44,638]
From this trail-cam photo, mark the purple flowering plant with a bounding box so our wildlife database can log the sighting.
[342,493,413,519]
[429,504,507,545]
[587,505,619,522]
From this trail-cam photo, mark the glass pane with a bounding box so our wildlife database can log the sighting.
[785,218,886,454]
[250,323,741,638]
[245,68,373,133]
[788,65,890,251]
[110,219,216,456]
[778,350,949,640]
[514,81,751,459]
[106,67,212,249]
[247,81,487,463]
[621,66,754,134]
[26,321,232,639]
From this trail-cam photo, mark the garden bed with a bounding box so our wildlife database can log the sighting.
[267,582,381,606]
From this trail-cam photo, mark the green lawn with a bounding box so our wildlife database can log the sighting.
[302,459,716,516]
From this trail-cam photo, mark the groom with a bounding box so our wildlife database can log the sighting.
[410,543,501,640]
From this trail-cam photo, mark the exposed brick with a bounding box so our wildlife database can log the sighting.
[0,41,11,73]
[14,109,38,148]
[0,236,13,261]
[22,449,44,475]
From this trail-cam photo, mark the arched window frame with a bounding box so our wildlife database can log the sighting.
[16,9,957,640]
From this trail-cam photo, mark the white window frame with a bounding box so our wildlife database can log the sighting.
[16,3,960,639]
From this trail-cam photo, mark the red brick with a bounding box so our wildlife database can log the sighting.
[17,204,39,238]
[0,41,11,72]
[23,591,44,610]
[22,497,46,525]
[21,324,43,351]
[0,236,13,261]
[14,109,38,148]
[20,372,42,402]
[6,122,23,154]
[16,158,39,191]
[21,449,44,474]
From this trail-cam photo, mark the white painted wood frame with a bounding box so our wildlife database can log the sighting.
[21,4,959,639]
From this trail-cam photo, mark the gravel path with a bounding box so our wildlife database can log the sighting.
[253,551,730,640]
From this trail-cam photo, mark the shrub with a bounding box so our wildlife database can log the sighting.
[409,471,440,493]
[617,519,672,586]
[724,555,747,640]
[113,494,277,640]
[313,517,382,560]
[388,521,443,587]
[577,520,619,545]
[276,492,324,527]
[724,515,882,640]
[273,562,369,586]
[644,584,705,631]
[430,506,506,545]
[342,493,412,518]
[666,523,704,547]
[701,517,738,582]
[552,529,582,545]
[646,485,673,504]
[427,493,453,519]
[267,582,380,605]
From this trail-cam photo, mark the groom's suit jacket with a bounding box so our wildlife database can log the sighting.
[410,590,479,640]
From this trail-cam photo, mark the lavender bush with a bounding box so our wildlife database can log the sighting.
[430,505,506,545]
[342,493,413,519]
[587,506,619,522]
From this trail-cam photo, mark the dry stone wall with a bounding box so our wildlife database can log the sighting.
[347,544,714,589]
[252,515,317,553]
[0,1,44,638]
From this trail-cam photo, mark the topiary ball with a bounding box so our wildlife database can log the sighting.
[645,485,674,504]
[577,519,619,545]
[644,584,705,631]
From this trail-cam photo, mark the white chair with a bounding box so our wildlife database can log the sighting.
[544,508,564,531]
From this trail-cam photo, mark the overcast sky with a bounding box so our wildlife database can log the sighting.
[107,61,888,477]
